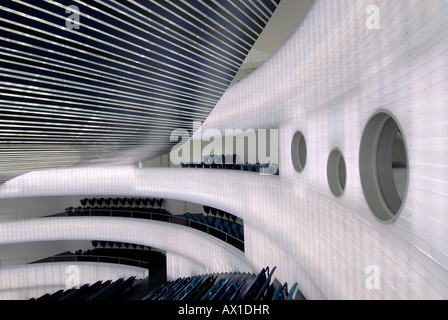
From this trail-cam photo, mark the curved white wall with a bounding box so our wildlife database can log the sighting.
[1,0,448,299]
[0,262,148,300]
[0,216,250,281]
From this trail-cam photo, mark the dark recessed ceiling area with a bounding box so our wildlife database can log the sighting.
[0,0,281,184]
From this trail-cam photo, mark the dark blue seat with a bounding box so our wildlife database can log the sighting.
[254,266,276,300]
[286,282,298,300]
[198,214,208,225]
[241,267,273,300]
[229,279,247,300]
[186,275,217,301]
[210,278,231,300]
[207,216,214,225]
[160,277,191,300]
[239,225,244,239]
[272,282,285,300]
[231,223,240,239]
[148,278,181,300]
[223,220,232,235]
[86,278,124,300]
[173,275,204,300]
[214,218,224,232]
[218,282,236,300]
[272,281,299,300]
[137,268,301,301]
[58,283,89,300]
[202,277,228,300]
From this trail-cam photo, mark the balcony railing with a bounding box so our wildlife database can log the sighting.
[31,254,149,269]
[46,209,244,252]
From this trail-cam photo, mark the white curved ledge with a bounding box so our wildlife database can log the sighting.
[0,166,276,221]
[0,217,251,281]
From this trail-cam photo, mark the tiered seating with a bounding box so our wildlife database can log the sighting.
[78,197,163,209]
[181,212,244,251]
[144,266,303,301]
[66,197,170,221]
[62,198,245,251]
[78,241,165,272]
[181,154,279,175]
[31,267,304,301]
[272,282,299,300]
[182,212,244,242]
[31,277,136,300]
[33,241,165,272]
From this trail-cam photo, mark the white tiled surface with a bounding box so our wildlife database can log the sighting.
[0,217,249,282]
[0,0,447,299]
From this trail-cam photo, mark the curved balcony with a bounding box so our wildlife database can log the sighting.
[47,207,244,252]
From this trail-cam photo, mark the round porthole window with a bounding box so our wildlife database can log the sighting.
[327,148,346,198]
[359,111,408,223]
[291,131,307,173]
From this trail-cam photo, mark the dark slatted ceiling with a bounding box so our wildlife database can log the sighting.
[0,0,281,184]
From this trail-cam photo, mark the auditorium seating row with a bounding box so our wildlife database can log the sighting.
[33,242,165,272]
[182,162,279,175]
[89,240,151,251]
[78,197,163,209]
[66,205,171,221]
[144,266,302,300]
[183,212,244,241]
[79,243,165,272]
[203,205,238,222]
[62,200,244,251]
[31,267,304,300]
[31,277,136,300]
[181,154,279,175]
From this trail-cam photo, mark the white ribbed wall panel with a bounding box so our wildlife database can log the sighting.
[195,0,448,299]
[0,262,148,300]
[0,0,447,299]
[0,217,250,281]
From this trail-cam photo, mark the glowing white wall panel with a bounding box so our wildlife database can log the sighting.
[200,0,448,299]
[0,262,148,300]
[0,217,250,281]
[0,0,447,299]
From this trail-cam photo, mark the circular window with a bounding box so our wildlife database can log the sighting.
[359,111,408,223]
[327,148,346,198]
[291,131,307,173]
